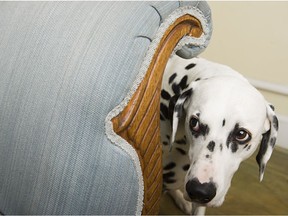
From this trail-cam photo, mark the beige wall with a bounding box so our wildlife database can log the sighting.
[200,1,288,116]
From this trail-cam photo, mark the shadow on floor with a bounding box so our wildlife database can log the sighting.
[159,147,288,215]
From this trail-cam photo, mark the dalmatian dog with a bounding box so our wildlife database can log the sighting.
[160,54,279,215]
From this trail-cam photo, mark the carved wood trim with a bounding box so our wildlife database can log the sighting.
[112,14,203,215]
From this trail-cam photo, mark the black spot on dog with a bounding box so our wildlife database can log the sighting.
[164,179,176,184]
[183,164,190,171]
[168,95,179,121]
[256,130,270,167]
[203,124,210,136]
[205,154,210,158]
[269,104,275,111]
[162,141,168,146]
[226,134,233,150]
[246,145,251,151]
[169,73,177,84]
[231,142,238,153]
[207,141,215,152]
[180,88,193,99]
[160,114,165,121]
[179,75,188,90]
[172,83,181,95]
[195,78,201,82]
[164,162,176,170]
[185,63,196,70]
[226,123,241,153]
[161,89,171,100]
[163,171,176,184]
[160,103,169,119]
[166,135,170,140]
[270,137,276,148]
[220,144,223,151]
[174,104,183,118]
[190,113,210,138]
[222,119,226,127]
[176,147,186,155]
[175,139,186,145]
[173,89,193,119]
[272,116,279,131]
[163,171,175,178]
[192,122,210,138]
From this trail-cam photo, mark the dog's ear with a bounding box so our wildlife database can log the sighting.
[170,88,193,150]
[256,103,279,182]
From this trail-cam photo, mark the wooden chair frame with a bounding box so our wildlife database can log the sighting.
[112,14,203,215]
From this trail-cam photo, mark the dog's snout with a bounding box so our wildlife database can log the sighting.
[186,178,216,204]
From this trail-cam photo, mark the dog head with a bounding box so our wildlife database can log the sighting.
[170,76,278,207]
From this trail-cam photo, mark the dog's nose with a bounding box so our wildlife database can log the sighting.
[186,178,216,204]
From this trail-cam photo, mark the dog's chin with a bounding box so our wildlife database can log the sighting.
[205,197,225,207]
[183,192,225,208]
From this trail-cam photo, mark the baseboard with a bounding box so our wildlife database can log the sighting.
[277,115,288,150]
[248,78,288,96]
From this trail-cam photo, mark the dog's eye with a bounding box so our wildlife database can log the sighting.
[190,116,200,133]
[235,129,251,143]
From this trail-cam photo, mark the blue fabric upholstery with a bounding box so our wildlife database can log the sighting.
[177,1,213,58]
[0,1,212,214]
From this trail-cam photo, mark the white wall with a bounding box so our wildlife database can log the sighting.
[200,1,288,149]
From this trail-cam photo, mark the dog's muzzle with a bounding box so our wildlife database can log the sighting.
[185,178,217,204]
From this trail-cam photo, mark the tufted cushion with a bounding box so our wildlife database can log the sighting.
[0,1,212,214]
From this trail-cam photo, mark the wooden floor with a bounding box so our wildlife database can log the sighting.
[159,147,288,215]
